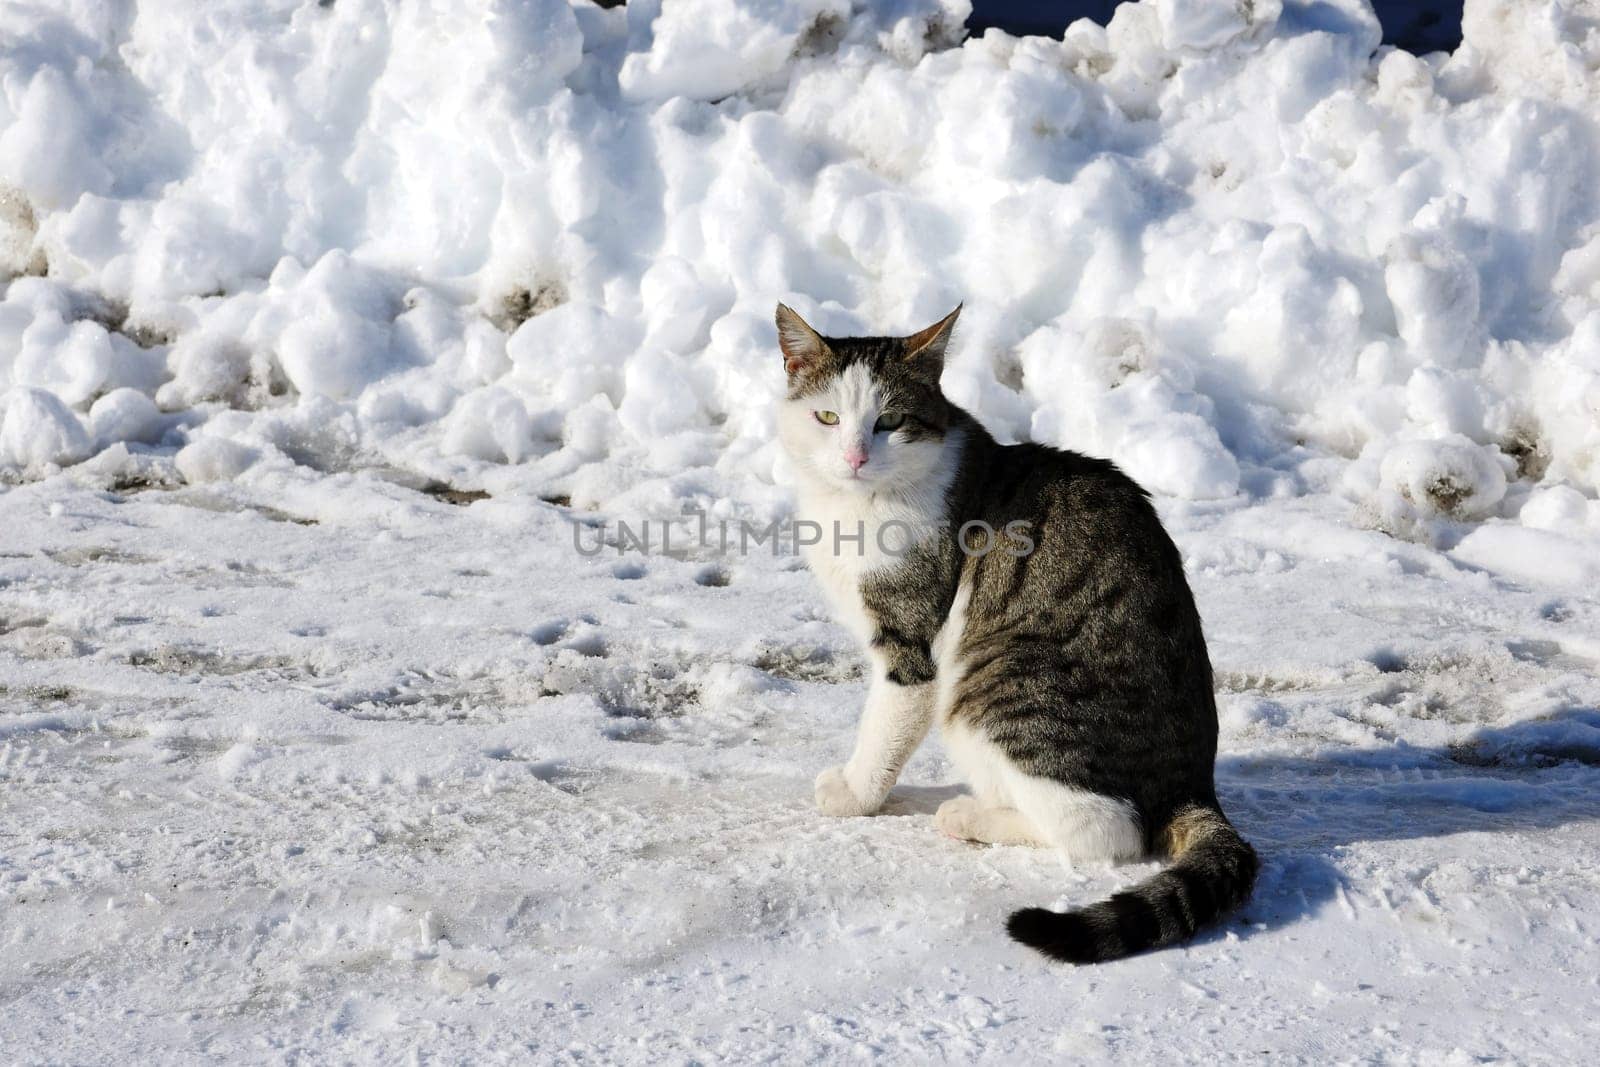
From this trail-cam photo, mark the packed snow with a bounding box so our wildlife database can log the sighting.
[2,0,1599,1060]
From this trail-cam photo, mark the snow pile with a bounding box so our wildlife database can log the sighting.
[0,387,91,473]
[1,0,1598,537]
[1350,432,1511,539]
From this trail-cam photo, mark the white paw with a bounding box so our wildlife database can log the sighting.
[935,795,981,840]
[814,765,875,817]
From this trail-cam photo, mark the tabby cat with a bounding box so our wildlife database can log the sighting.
[776,302,1257,963]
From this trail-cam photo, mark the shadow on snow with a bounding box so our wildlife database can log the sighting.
[879,707,1600,952]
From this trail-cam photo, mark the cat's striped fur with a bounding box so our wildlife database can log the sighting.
[777,302,1257,964]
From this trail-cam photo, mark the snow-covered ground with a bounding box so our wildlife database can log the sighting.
[3,0,1600,1061]
[5,478,1599,1061]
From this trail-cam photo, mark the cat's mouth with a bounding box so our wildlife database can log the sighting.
[835,468,881,491]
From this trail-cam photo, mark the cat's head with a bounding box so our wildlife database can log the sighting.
[774,303,961,494]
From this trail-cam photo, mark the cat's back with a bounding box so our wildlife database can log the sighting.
[953,434,1207,672]
[966,439,1174,561]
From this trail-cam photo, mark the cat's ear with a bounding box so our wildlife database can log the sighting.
[904,304,962,369]
[776,303,828,376]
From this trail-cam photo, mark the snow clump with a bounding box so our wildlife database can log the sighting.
[0,0,1596,536]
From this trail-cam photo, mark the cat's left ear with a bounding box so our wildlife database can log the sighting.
[904,304,962,370]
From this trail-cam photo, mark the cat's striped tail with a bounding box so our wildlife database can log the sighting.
[1005,803,1258,964]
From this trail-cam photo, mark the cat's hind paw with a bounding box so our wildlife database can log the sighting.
[936,796,1043,847]
[814,765,875,817]
[935,794,981,839]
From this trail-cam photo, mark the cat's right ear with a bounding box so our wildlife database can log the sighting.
[776,303,827,377]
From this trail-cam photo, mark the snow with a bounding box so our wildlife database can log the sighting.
[10,0,1598,512]
[5,478,1599,1061]
[87,387,165,449]
[3,0,1600,1060]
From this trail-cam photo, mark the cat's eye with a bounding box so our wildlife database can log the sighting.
[814,410,839,426]
[874,412,906,432]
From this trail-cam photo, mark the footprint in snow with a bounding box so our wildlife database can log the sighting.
[529,619,568,646]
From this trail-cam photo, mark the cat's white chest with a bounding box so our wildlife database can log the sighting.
[797,486,929,645]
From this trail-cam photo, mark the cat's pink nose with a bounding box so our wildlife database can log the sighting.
[844,447,868,471]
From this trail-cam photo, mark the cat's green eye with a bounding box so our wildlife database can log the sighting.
[814,410,839,426]
[874,411,906,432]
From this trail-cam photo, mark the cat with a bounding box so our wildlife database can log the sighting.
[775,301,1257,963]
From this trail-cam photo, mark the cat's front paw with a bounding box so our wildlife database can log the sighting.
[814,765,875,817]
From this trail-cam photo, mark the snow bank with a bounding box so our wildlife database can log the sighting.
[1,0,1598,531]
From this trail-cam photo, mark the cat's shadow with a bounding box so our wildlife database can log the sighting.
[878,782,967,816]
[1211,710,1600,944]
[880,709,1600,948]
